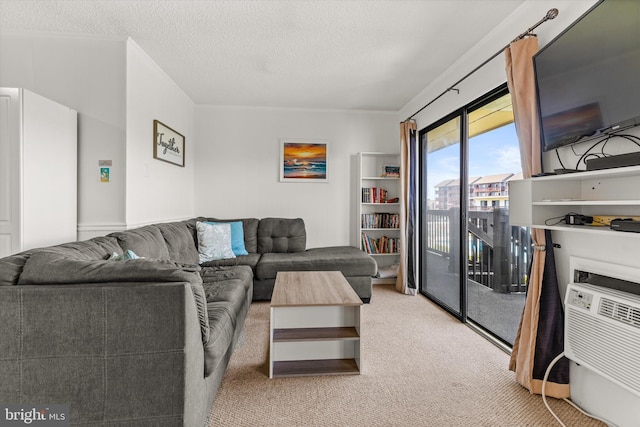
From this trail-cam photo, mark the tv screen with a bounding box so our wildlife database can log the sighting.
[533,0,640,152]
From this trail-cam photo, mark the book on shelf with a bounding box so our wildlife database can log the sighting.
[361,232,400,254]
[361,213,399,229]
[361,187,392,203]
[382,165,400,178]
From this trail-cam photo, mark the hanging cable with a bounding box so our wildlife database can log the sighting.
[542,352,612,426]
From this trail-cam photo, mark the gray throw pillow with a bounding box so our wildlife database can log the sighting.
[196,222,236,263]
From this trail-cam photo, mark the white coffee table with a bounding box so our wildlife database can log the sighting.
[269,271,363,378]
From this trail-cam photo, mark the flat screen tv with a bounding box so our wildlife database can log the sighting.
[533,0,640,152]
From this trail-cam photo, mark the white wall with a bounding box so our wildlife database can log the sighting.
[0,33,127,239]
[399,1,640,425]
[125,40,196,227]
[0,34,197,238]
[194,106,398,249]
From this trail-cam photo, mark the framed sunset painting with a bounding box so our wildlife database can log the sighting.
[280,139,329,182]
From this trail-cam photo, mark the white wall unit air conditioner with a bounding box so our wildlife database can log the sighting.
[565,259,640,398]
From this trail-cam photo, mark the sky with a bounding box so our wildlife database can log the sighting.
[426,123,522,199]
[283,143,327,162]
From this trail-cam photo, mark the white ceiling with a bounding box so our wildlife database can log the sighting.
[0,0,527,111]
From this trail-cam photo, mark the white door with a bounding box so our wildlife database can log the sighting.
[0,88,21,258]
[21,89,77,250]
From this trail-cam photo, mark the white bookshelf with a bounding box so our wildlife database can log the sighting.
[357,152,401,284]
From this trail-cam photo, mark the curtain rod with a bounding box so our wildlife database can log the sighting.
[404,8,559,123]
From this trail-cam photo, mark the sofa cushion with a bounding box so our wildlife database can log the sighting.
[185,216,206,245]
[200,266,253,296]
[205,218,259,253]
[257,218,306,253]
[196,222,235,263]
[109,226,171,260]
[18,252,201,285]
[200,265,253,376]
[200,253,261,270]
[37,236,122,261]
[0,237,122,286]
[201,266,252,321]
[203,279,248,319]
[0,250,36,286]
[203,301,235,377]
[255,246,377,280]
[154,221,200,265]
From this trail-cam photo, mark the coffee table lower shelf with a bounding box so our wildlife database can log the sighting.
[272,358,360,378]
[269,271,364,379]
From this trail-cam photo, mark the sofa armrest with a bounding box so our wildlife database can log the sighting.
[0,281,205,424]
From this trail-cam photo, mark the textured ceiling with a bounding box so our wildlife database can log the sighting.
[0,0,527,111]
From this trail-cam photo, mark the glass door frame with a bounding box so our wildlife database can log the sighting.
[418,108,468,322]
[418,83,511,325]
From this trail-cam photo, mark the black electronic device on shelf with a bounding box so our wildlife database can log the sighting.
[610,219,640,233]
[585,152,640,171]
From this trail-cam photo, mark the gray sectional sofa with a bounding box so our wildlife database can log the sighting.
[0,216,376,426]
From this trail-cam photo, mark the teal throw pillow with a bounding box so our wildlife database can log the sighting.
[207,221,249,256]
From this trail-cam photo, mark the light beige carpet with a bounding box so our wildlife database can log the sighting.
[209,285,605,427]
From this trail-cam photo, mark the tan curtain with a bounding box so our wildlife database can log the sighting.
[396,120,417,295]
[506,37,569,398]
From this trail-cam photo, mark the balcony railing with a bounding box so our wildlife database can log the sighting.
[425,207,531,293]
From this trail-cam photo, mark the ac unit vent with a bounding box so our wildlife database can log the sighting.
[565,282,640,398]
[599,298,640,329]
[599,298,615,317]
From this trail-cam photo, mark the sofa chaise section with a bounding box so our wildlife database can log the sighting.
[252,218,377,302]
[254,246,376,301]
[195,217,377,302]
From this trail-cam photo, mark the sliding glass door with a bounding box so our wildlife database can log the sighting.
[420,114,463,317]
[419,85,530,346]
[466,92,528,345]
